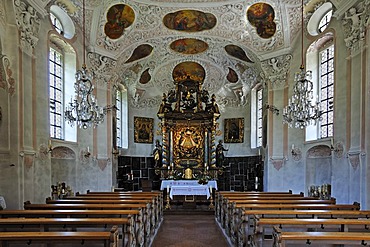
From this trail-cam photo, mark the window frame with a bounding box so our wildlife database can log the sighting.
[251,84,263,148]
[305,35,335,142]
[318,43,334,139]
[49,46,64,140]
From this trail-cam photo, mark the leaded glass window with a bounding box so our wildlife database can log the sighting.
[319,44,334,138]
[318,10,332,33]
[49,48,63,139]
[50,13,64,35]
[257,88,263,147]
[116,90,122,148]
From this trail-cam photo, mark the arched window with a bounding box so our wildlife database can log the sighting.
[307,2,333,36]
[48,7,76,142]
[49,12,63,35]
[318,10,333,33]
[49,5,75,39]
[306,33,334,141]
[49,47,63,139]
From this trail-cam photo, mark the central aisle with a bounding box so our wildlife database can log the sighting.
[152,214,230,247]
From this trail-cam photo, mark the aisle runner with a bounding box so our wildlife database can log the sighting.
[152,214,230,247]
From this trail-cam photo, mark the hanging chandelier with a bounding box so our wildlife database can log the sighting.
[282,0,321,129]
[64,0,106,129]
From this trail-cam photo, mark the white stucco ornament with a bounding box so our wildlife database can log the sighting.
[13,0,41,54]
[342,1,370,51]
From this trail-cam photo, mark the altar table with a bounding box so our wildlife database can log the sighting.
[160,180,218,191]
[169,185,210,199]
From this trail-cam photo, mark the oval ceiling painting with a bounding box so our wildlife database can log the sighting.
[170,38,208,55]
[226,67,239,83]
[225,45,254,63]
[125,44,153,63]
[247,3,276,39]
[172,62,205,82]
[104,4,135,39]
[163,10,217,32]
[139,68,151,84]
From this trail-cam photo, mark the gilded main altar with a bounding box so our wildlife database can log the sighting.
[156,62,222,179]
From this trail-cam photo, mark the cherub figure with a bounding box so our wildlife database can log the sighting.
[344,7,363,33]
[21,5,37,32]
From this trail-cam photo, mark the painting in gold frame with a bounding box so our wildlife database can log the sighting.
[224,118,244,143]
[134,117,154,143]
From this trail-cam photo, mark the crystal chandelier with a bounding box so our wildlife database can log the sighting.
[282,0,321,129]
[64,0,106,129]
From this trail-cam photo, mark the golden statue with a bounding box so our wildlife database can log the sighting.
[184,168,193,179]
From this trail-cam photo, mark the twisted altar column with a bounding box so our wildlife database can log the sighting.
[161,120,169,167]
[210,126,217,167]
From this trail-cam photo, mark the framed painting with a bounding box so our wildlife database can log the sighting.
[224,118,244,143]
[134,117,154,143]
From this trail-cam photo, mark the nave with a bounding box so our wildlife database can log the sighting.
[152,214,229,247]
[1,189,370,246]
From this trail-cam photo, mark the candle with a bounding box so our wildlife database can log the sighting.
[48,140,52,147]
[168,166,170,170]
[167,185,169,192]
[331,138,334,146]
[87,146,90,152]
[255,176,258,183]
[209,185,212,191]
[292,144,295,150]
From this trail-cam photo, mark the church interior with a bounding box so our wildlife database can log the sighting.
[0,0,370,245]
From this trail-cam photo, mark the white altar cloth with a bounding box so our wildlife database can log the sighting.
[160,180,218,190]
[169,185,210,199]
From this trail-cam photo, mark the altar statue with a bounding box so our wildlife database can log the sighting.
[152,140,163,167]
[216,140,228,167]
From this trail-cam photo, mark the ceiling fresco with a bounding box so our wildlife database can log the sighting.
[47,0,311,109]
[104,4,135,39]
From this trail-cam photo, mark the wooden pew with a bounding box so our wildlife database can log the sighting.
[74,192,164,226]
[47,198,161,237]
[237,209,370,247]
[272,225,370,247]
[252,217,370,247]
[23,202,152,247]
[224,202,360,246]
[0,225,118,247]
[46,199,151,204]
[0,218,133,247]
[215,191,304,225]
[0,209,142,247]
[0,209,140,218]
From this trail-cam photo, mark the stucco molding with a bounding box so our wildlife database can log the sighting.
[13,0,41,54]
[261,54,292,90]
[341,0,370,52]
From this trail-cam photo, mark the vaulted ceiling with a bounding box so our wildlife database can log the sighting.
[45,0,335,109]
